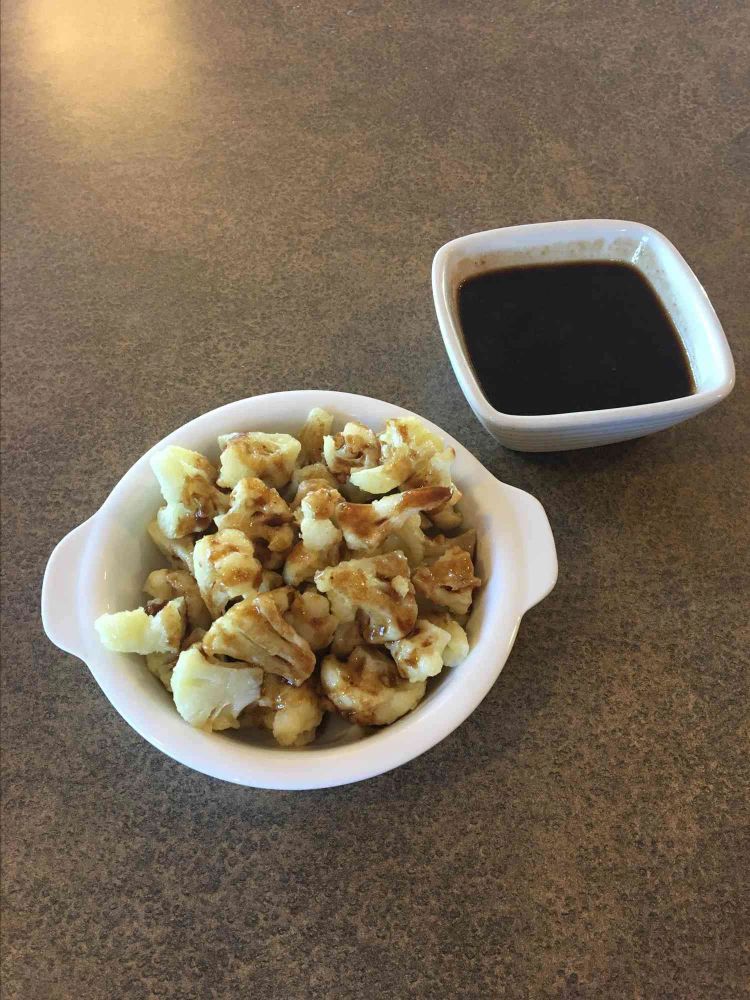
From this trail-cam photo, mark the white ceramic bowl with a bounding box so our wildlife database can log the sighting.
[433,219,735,452]
[42,390,557,789]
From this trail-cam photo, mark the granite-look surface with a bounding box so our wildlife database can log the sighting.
[2,1,748,997]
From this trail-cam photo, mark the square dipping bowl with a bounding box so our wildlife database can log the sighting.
[432,219,735,452]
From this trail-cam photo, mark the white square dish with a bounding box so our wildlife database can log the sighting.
[41,391,557,790]
[432,219,735,452]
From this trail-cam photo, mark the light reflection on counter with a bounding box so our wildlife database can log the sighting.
[24,0,186,115]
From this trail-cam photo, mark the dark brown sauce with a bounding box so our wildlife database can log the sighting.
[457,261,695,416]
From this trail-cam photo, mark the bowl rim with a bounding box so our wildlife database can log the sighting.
[432,219,736,432]
[42,390,557,789]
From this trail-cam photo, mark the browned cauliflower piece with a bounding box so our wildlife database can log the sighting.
[321,646,426,726]
[330,619,364,659]
[423,612,470,667]
[424,487,464,532]
[298,486,343,552]
[322,421,381,479]
[297,407,334,466]
[243,674,324,747]
[258,570,284,593]
[284,588,338,651]
[193,528,263,619]
[283,536,341,588]
[412,546,481,616]
[423,528,477,561]
[203,588,316,685]
[147,518,196,575]
[143,568,211,630]
[288,463,339,505]
[314,551,417,643]
[349,417,454,495]
[218,432,301,489]
[150,446,228,538]
[386,618,452,683]
[337,486,452,553]
[214,477,295,569]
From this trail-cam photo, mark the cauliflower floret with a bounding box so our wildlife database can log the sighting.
[214,477,295,568]
[375,515,428,568]
[288,463,339,504]
[244,675,324,747]
[337,486,452,553]
[330,619,364,659]
[145,626,206,691]
[284,588,338,650]
[203,589,316,685]
[193,529,263,619]
[299,486,343,552]
[321,647,426,726]
[283,538,341,588]
[424,612,470,667]
[412,546,482,616]
[323,421,381,479]
[314,551,417,643]
[297,407,334,466]
[171,645,262,732]
[143,568,211,630]
[150,446,227,539]
[423,528,477,562]
[218,432,301,489]
[386,618,452,683]
[425,488,463,532]
[258,569,284,592]
[349,417,455,495]
[148,518,196,574]
[95,597,186,655]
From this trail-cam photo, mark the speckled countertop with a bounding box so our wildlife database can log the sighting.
[2,2,749,997]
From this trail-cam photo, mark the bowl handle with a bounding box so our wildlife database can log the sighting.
[41,517,95,658]
[502,484,558,612]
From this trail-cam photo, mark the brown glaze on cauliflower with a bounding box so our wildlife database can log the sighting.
[96,410,481,748]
